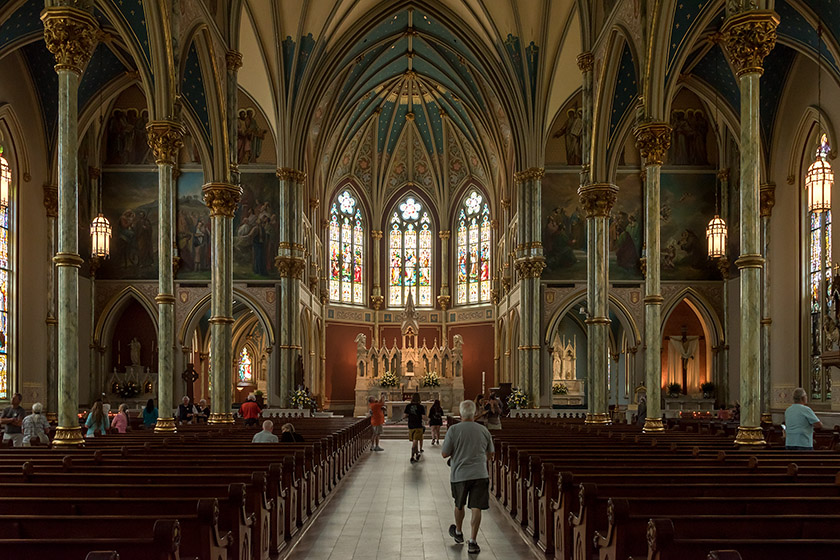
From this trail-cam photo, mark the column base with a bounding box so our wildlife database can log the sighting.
[734,425,766,447]
[154,417,177,433]
[760,412,773,424]
[52,425,85,447]
[643,417,665,433]
[584,412,611,425]
[208,412,235,424]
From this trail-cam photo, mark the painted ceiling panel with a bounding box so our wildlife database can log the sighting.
[338,43,391,101]
[239,7,277,138]
[667,1,711,75]
[777,0,839,73]
[113,0,150,73]
[691,44,740,114]
[545,17,582,138]
[801,0,840,53]
[0,0,41,51]
[181,42,211,142]
[274,0,304,42]
[339,10,408,68]
[377,100,397,153]
[414,9,482,71]
[78,43,130,111]
[413,102,435,155]
[21,41,57,150]
[759,43,797,152]
[609,43,637,140]
[386,103,409,154]
[244,0,278,75]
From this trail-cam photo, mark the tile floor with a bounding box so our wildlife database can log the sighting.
[284,439,540,560]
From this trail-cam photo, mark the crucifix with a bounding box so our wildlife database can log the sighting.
[680,326,688,394]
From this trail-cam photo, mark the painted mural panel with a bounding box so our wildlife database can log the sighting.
[97,171,158,280]
[234,172,279,279]
[660,172,718,280]
[610,172,644,280]
[176,171,211,279]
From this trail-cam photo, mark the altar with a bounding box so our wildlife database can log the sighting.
[384,400,435,422]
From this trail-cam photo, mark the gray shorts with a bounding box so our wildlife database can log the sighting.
[371,424,383,435]
[451,478,490,510]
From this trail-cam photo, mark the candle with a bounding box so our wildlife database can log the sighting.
[481,371,485,394]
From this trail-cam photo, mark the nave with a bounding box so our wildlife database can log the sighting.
[285,439,539,560]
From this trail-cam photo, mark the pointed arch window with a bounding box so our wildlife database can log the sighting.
[456,190,491,305]
[238,347,253,383]
[0,146,9,399]
[389,196,433,307]
[328,190,365,304]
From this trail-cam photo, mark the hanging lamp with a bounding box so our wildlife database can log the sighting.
[706,38,728,259]
[807,12,833,214]
[89,48,112,259]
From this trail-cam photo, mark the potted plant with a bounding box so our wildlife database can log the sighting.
[552,383,569,395]
[700,382,715,399]
[667,382,682,398]
[507,388,528,410]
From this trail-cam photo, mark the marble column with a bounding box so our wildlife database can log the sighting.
[43,185,58,421]
[722,10,778,446]
[760,184,775,423]
[371,230,383,345]
[579,183,618,424]
[275,168,307,407]
[148,121,184,432]
[717,169,731,408]
[438,230,451,340]
[203,182,242,423]
[633,122,672,432]
[41,7,98,446]
[226,51,243,185]
[514,168,546,407]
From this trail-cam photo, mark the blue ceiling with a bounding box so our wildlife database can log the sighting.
[759,43,797,150]
[691,44,740,114]
[667,0,713,79]
[777,0,839,73]
[609,43,638,141]
[800,0,840,52]
[21,41,57,152]
[0,0,41,51]
[281,33,315,104]
[181,42,211,142]
[78,43,131,111]
[111,0,151,77]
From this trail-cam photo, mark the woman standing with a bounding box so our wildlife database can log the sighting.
[111,403,129,433]
[428,399,444,445]
[142,399,158,428]
[85,401,110,437]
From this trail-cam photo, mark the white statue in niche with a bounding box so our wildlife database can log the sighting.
[129,337,141,366]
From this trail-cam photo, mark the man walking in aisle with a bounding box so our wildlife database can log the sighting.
[442,399,494,554]
[403,392,426,463]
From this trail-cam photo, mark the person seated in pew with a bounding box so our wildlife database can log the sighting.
[239,394,261,427]
[252,420,279,443]
[280,423,305,442]
[142,399,158,428]
[784,387,823,450]
[1,392,25,447]
[85,400,110,437]
[22,402,50,446]
[177,396,196,425]
[194,399,210,423]
[111,403,129,434]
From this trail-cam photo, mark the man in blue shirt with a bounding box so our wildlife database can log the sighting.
[784,388,823,450]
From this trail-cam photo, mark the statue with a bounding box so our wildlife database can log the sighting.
[824,315,840,351]
[129,337,141,366]
[453,334,463,351]
[355,333,367,354]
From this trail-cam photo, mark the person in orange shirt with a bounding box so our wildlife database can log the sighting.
[239,394,262,427]
[369,393,386,451]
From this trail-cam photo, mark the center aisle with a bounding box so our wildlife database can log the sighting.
[284,439,540,560]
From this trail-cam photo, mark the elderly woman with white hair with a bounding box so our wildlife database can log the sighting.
[22,402,51,446]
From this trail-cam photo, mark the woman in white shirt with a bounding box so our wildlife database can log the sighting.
[22,402,50,446]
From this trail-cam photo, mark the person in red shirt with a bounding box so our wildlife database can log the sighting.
[239,394,261,427]
[369,393,386,451]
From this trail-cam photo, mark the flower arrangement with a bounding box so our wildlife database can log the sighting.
[700,382,715,398]
[290,389,314,409]
[667,382,682,398]
[421,371,441,387]
[507,388,528,409]
[118,381,139,399]
[552,383,569,395]
[379,370,399,388]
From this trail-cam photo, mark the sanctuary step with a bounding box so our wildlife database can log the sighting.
[378,422,448,440]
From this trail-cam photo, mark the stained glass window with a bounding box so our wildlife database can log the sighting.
[389,196,433,307]
[328,190,364,304]
[238,347,253,383]
[456,190,491,305]
[0,146,9,400]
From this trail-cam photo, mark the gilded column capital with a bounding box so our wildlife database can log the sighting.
[43,184,58,218]
[501,198,511,210]
[275,256,306,278]
[576,52,594,73]
[225,50,243,72]
[202,182,242,217]
[717,168,730,182]
[721,10,779,77]
[577,183,619,218]
[437,294,451,311]
[514,168,545,183]
[309,197,320,209]
[760,184,776,217]
[146,120,185,166]
[514,257,546,279]
[439,230,450,241]
[370,295,384,310]
[276,167,307,183]
[371,230,383,241]
[40,7,99,75]
[633,122,672,166]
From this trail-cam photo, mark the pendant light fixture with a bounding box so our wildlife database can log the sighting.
[707,34,728,259]
[90,46,112,259]
[806,9,833,214]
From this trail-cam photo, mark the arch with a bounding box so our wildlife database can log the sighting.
[0,104,30,184]
[660,288,723,348]
[544,288,642,348]
[787,105,838,186]
[178,288,275,348]
[93,286,159,346]
[509,309,521,387]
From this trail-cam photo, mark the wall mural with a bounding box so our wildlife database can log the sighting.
[176,171,211,279]
[104,108,153,165]
[234,172,279,279]
[98,172,158,280]
[236,108,269,164]
[660,172,717,281]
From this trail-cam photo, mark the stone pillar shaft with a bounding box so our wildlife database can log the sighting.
[760,184,774,423]
[43,185,58,418]
[438,230,451,340]
[718,171,731,408]
[371,230,383,343]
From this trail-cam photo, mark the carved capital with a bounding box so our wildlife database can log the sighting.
[576,52,594,73]
[760,183,775,217]
[275,256,306,278]
[716,256,731,280]
[515,257,546,279]
[146,121,185,166]
[309,197,320,209]
[717,168,730,182]
[501,198,511,210]
[370,295,384,310]
[438,230,450,241]
[370,230,383,241]
[276,167,306,184]
[514,167,545,184]
[437,294,451,311]
[577,183,618,218]
[633,122,672,166]
[721,11,779,77]
[43,184,58,218]
[202,182,242,217]
[40,7,99,74]
[225,50,243,72]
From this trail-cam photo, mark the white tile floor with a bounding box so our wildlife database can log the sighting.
[284,440,540,559]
